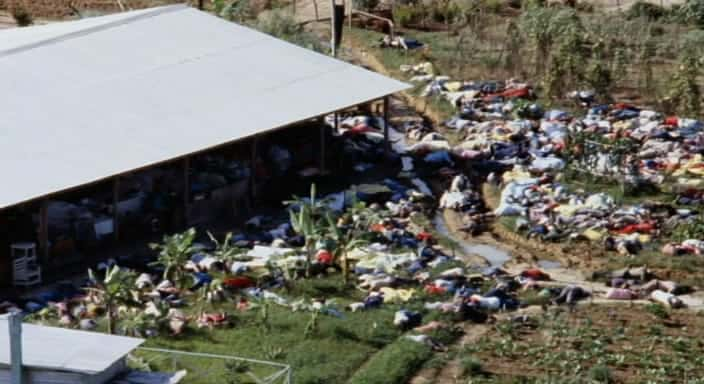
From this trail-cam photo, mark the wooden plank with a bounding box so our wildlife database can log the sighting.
[38,200,49,264]
[383,96,390,154]
[112,177,120,242]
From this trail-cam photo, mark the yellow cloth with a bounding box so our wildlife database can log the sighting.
[582,228,605,241]
[380,287,415,303]
[445,81,463,92]
[502,169,532,183]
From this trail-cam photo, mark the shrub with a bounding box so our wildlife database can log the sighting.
[460,356,483,376]
[589,364,613,383]
[353,0,380,11]
[394,4,427,27]
[678,0,704,27]
[627,1,666,20]
[645,303,670,319]
[255,10,323,51]
[11,5,33,27]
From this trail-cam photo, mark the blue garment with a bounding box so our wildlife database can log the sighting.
[419,246,435,260]
[484,288,511,301]
[589,104,609,115]
[456,286,476,298]
[355,266,374,275]
[613,109,640,120]
[398,236,418,249]
[424,151,453,165]
[407,260,426,274]
[190,272,213,291]
[364,295,383,309]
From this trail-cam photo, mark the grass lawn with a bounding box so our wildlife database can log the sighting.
[120,274,464,384]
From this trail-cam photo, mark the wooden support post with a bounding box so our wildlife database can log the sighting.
[334,112,340,133]
[38,200,49,265]
[183,158,190,221]
[383,96,390,154]
[320,123,327,174]
[8,312,23,384]
[330,0,337,57]
[249,138,258,203]
[113,177,120,242]
[314,0,319,21]
[348,0,352,29]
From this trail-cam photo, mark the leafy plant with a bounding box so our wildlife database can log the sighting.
[255,10,323,52]
[86,266,138,334]
[208,231,246,265]
[645,303,670,319]
[286,184,330,277]
[149,228,197,287]
[11,5,33,27]
[664,49,702,117]
[325,211,367,285]
[678,0,704,27]
[353,0,380,11]
[460,356,483,377]
[303,309,320,339]
[589,364,612,383]
[627,1,666,20]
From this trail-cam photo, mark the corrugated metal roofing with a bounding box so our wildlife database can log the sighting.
[0,5,410,209]
[0,319,143,374]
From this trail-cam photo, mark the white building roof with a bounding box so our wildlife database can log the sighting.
[0,5,410,209]
[0,320,143,374]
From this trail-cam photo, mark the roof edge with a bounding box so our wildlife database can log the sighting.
[0,4,189,58]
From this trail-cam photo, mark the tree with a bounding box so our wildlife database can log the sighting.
[503,21,524,76]
[86,266,137,334]
[325,210,368,285]
[587,39,613,102]
[286,184,329,277]
[208,231,247,267]
[11,5,33,27]
[666,50,702,117]
[638,37,657,97]
[544,19,586,100]
[149,228,197,287]
[519,8,580,77]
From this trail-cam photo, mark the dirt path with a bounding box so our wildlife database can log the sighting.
[409,323,491,384]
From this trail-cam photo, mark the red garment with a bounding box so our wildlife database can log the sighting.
[416,232,433,242]
[613,102,636,110]
[424,284,446,295]
[370,223,386,232]
[665,116,679,127]
[317,250,333,264]
[520,269,550,281]
[346,125,375,135]
[615,222,655,234]
[501,87,531,99]
[224,276,255,289]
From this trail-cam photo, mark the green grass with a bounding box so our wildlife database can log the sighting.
[131,275,409,383]
[347,338,433,384]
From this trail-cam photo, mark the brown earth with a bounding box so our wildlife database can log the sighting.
[472,304,704,383]
[0,0,184,19]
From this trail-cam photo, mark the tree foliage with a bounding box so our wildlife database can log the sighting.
[149,228,197,286]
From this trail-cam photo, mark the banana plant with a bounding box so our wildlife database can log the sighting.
[207,231,247,267]
[326,212,368,285]
[149,228,197,287]
[86,265,137,334]
[285,184,330,277]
